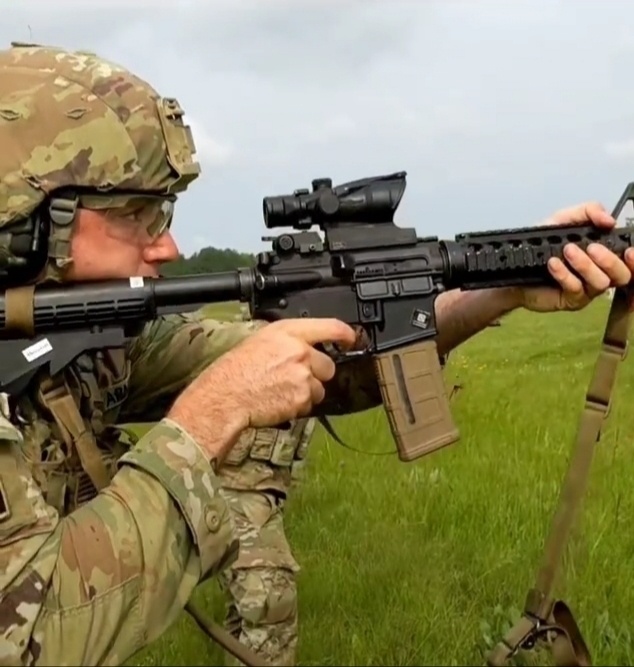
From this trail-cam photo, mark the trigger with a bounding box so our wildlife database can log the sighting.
[321,342,370,364]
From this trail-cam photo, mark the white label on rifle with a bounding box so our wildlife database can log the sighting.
[130,276,144,288]
[22,338,53,362]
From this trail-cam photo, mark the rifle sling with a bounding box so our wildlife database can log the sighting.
[488,286,631,667]
[184,600,271,666]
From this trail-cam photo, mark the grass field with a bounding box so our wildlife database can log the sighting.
[127,297,634,666]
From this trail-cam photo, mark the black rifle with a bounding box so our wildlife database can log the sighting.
[2,171,633,460]
[2,172,634,667]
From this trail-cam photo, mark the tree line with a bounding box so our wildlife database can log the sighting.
[161,246,255,276]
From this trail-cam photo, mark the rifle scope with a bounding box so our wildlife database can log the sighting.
[262,172,407,229]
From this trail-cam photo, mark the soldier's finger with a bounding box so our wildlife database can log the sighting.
[625,248,634,273]
[308,346,337,383]
[586,243,632,287]
[563,244,611,294]
[309,376,326,406]
[549,201,614,227]
[547,257,585,298]
[273,318,357,346]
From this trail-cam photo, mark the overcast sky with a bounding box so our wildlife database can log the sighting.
[3,0,634,257]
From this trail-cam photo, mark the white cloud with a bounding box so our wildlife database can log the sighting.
[188,118,235,168]
[604,140,634,160]
[192,235,211,250]
[299,114,360,144]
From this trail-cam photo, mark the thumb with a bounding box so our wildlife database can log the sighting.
[271,317,357,346]
[548,201,615,227]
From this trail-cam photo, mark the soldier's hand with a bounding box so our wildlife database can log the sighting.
[519,201,634,313]
[168,318,356,460]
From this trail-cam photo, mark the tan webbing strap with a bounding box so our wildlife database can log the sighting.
[184,601,271,666]
[37,381,267,665]
[487,286,631,667]
[4,285,35,335]
[38,378,112,492]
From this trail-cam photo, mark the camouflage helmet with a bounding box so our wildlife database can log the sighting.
[0,41,201,279]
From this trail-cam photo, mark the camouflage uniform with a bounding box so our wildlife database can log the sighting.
[0,338,239,666]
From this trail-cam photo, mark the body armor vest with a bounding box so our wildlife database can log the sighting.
[13,348,134,514]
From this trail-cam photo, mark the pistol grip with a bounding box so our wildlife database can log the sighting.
[373,339,460,462]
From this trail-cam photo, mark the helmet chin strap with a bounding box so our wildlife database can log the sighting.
[43,194,79,282]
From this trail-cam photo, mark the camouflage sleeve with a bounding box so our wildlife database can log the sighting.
[121,311,260,423]
[122,312,383,422]
[0,418,236,666]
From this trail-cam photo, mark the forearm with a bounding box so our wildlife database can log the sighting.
[434,286,522,357]
[123,314,261,422]
[2,420,236,666]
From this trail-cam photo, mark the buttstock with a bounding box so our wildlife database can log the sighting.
[373,339,460,461]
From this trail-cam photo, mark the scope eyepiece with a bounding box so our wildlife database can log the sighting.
[0,212,50,288]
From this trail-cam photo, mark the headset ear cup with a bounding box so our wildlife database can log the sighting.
[0,206,52,288]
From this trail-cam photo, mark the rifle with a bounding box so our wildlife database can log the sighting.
[1,171,633,666]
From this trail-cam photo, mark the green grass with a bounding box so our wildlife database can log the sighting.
[127,297,634,666]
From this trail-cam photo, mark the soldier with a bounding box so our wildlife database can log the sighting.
[0,42,632,667]
[0,42,350,667]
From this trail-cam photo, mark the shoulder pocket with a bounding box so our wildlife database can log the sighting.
[0,440,43,544]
